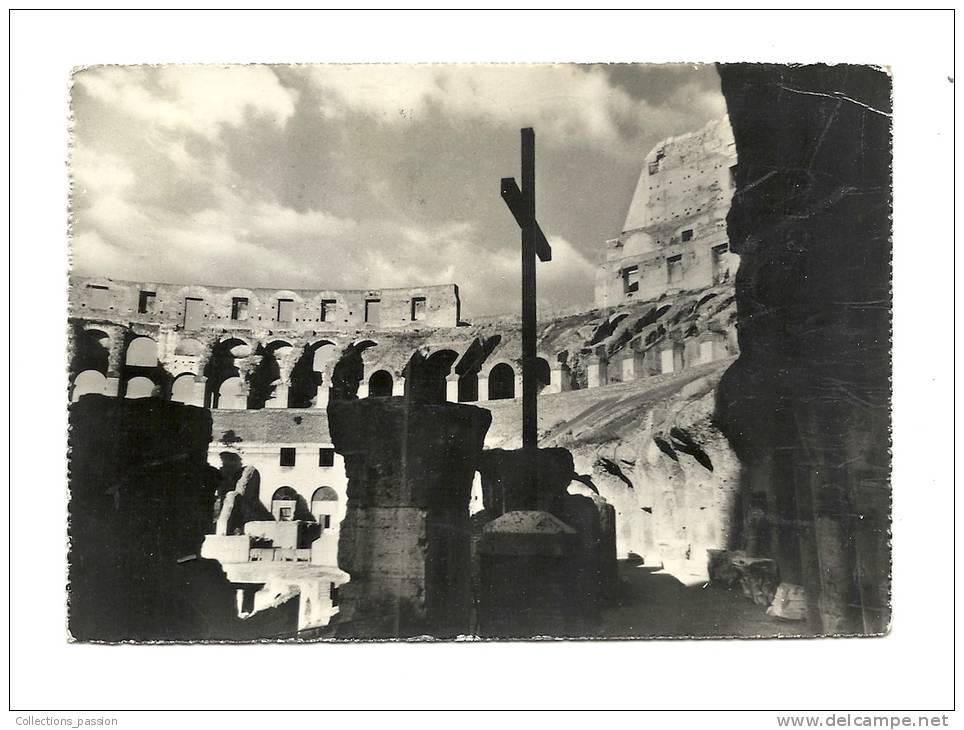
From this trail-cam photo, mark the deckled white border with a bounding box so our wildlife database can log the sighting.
[8,8,955,717]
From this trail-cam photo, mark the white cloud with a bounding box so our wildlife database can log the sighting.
[74,65,298,139]
[310,65,668,149]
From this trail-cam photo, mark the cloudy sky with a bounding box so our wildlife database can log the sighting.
[70,64,726,318]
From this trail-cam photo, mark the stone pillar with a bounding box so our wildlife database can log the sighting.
[445,374,459,403]
[477,377,489,401]
[356,382,369,399]
[327,397,491,639]
[620,352,637,382]
[548,364,570,394]
[266,381,289,408]
[586,356,608,388]
[191,377,207,408]
[313,384,330,409]
[392,376,406,397]
[514,374,524,398]
[104,377,121,397]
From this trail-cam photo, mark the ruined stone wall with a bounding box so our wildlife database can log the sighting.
[596,118,739,307]
[69,277,737,410]
[716,63,891,634]
[69,275,461,331]
[68,395,300,640]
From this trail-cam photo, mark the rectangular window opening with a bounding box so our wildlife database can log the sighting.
[365,298,381,325]
[320,299,337,322]
[231,297,249,321]
[319,447,335,467]
[681,229,693,243]
[411,296,427,321]
[621,265,640,295]
[138,290,156,314]
[667,255,684,285]
[280,447,296,467]
[277,298,295,323]
[712,243,732,284]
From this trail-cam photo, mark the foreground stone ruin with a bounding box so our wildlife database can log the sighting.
[327,396,491,638]
[716,63,892,633]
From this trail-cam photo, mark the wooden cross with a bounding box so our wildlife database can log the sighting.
[501,128,551,455]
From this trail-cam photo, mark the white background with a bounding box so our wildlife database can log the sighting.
[5,8,957,722]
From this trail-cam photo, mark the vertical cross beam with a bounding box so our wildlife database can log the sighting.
[502,129,552,499]
[520,128,537,452]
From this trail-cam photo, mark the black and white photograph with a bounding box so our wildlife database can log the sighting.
[7,8,956,720]
[65,60,892,643]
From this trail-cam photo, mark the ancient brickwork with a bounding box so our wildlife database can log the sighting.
[596,117,739,306]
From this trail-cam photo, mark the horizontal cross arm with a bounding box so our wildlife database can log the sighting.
[501,177,552,262]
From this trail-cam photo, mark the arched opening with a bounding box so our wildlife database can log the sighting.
[289,341,339,408]
[125,376,156,399]
[310,486,338,528]
[271,486,299,522]
[453,335,500,403]
[70,327,110,376]
[488,363,516,400]
[330,341,377,401]
[125,336,158,367]
[368,369,394,398]
[217,376,245,409]
[170,373,196,404]
[248,340,292,409]
[408,349,458,403]
[534,357,551,393]
[204,338,249,408]
[71,370,107,402]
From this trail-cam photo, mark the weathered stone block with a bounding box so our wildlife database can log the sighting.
[477,511,585,638]
[707,549,780,607]
[328,396,490,638]
[766,583,808,621]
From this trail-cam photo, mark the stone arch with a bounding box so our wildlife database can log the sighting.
[125,336,158,367]
[71,370,107,402]
[289,340,339,408]
[170,373,197,404]
[368,369,394,398]
[310,486,339,528]
[125,375,156,399]
[488,362,516,400]
[331,340,378,401]
[453,335,501,403]
[248,339,294,409]
[534,356,552,393]
[271,486,299,522]
[70,326,110,376]
[204,337,249,408]
[216,376,245,409]
[408,348,458,404]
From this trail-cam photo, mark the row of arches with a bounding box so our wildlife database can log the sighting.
[364,357,550,403]
[270,485,338,524]
[69,328,560,407]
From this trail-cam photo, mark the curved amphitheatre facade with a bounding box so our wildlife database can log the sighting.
[68,274,737,409]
